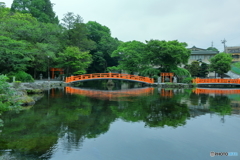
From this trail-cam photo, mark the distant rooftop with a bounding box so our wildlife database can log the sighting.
[188,46,205,51]
[226,46,240,54]
[188,46,219,55]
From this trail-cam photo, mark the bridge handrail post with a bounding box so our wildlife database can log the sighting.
[151,78,154,83]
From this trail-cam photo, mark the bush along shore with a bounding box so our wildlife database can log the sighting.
[0,74,68,129]
[9,81,67,106]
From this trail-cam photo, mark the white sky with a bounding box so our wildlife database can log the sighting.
[2,0,240,52]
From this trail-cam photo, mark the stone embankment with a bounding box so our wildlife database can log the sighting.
[10,81,68,106]
[148,83,196,88]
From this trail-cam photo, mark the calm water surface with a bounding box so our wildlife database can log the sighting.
[0,83,240,160]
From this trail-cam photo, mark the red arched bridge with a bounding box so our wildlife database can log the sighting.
[65,73,154,84]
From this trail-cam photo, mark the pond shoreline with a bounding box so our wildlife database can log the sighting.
[11,81,195,106]
[10,81,68,106]
[147,83,196,88]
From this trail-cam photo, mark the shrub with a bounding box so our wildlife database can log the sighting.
[7,71,34,82]
[182,77,193,84]
[0,75,21,113]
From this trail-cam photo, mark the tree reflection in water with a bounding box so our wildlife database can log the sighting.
[0,87,236,159]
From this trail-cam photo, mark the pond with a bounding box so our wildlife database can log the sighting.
[0,82,240,160]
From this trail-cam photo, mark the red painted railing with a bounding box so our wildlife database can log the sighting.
[65,73,154,84]
[192,78,240,84]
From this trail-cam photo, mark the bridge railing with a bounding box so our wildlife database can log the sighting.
[193,77,240,84]
[193,88,240,94]
[65,73,154,84]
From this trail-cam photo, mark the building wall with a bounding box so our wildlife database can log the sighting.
[226,46,240,62]
[188,54,215,64]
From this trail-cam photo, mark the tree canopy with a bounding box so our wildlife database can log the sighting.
[11,0,59,24]
[209,52,232,78]
[111,40,146,74]
[56,46,92,75]
[207,47,219,52]
[61,12,96,51]
[145,40,190,72]
[111,39,191,78]
[1,1,193,80]
[86,21,120,73]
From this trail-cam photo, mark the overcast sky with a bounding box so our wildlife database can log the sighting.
[3,0,240,52]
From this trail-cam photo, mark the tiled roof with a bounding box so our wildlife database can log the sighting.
[191,50,218,55]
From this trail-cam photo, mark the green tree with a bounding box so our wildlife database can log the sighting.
[61,12,96,51]
[209,52,232,78]
[57,46,92,75]
[111,40,147,74]
[0,2,9,18]
[0,36,31,73]
[11,0,59,24]
[61,12,83,30]
[0,75,21,113]
[198,62,209,77]
[207,47,219,52]
[171,67,191,82]
[86,21,120,73]
[0,11,61,78]
[0,2,6,8]
[145,40,191,72]
[185,61,200,77]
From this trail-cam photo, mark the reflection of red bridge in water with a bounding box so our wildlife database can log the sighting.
[193,88,240,95]
[65,87,155,100]
[51,87,240,99]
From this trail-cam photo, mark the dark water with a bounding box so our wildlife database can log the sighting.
[0,83,240,160]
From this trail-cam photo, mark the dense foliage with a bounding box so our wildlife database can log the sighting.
[111,40,191,78]
[11,0,59,24]
[111,40,146,74]
[172,67,191,82]
[0,75,21,113]
[56,46,92,75]
[0,3,123,78]
[209,52,232,78]
[8,71,34,82]
[1,1,195,80]
[184,61,209,78]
